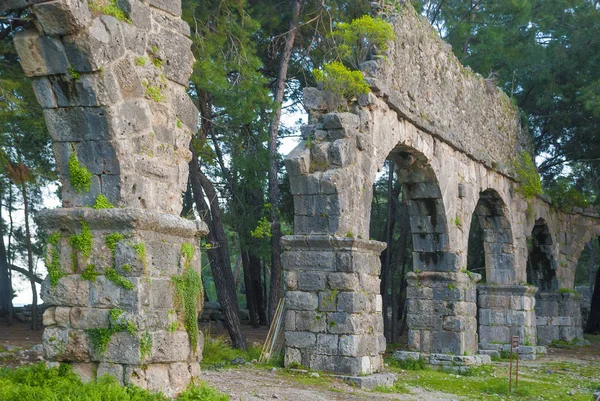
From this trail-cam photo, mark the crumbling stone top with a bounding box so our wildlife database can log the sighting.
[37,208,208,237]
[361,4,530,176]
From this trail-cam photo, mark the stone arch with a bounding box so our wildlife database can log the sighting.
[527,218,558,292]
[468,189,516,285]
[388,145,452,273]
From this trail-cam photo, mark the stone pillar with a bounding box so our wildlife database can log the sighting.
[282,236,386,376]
[536,291,584,345]
[12,0,204,395]
[477,285,540,359]
[406,271,479,357]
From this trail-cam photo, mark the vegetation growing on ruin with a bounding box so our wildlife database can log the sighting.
[133,242,147,272]
[70,221,93,271]
[0,362,229,400]
[81,264,99,282]
[512,151,543,200]
[88,0,131,23]
[105,267,134,290]
[68,152,92,194]
[45,234,64,287]
[546,177,593,211]
[135,56,147,66]
[105,233,124,255]
[139,332,152,361]
[314,61,370,102]
[87,308,135,355]
[92,194,114,209]
[172,243,203,353]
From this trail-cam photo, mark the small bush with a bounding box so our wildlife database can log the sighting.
[314,61,370,106]
[512,150,543,200]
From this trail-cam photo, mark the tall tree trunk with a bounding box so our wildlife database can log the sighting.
[267,0,303,322]
[249,252,267,325]
[189,149,246,349]
[0,190,13,325]
[381,161,395,340]
[241,251,259,328]
[21,182,37,330]
[585,236,600,333]
[395,198,409,341]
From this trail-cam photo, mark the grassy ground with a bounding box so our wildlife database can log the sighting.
[374,354,600,400]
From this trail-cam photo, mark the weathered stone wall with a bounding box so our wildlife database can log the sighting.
[14,0,196,214]
[284,2,600,373]
[535,292,583,345]
[283,236,386,375]
[8,0,206,394]
[362,5,529,176]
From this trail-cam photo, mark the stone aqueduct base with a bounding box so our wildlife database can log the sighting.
[39,208,207,396]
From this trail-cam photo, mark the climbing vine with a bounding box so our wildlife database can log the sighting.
[45,232,65,286]
[105,267,134,290]
[87,308,135,355]
[68,150,92,194]
[70,221,93,271]
[172,243,203,353]
[81,264,99,282]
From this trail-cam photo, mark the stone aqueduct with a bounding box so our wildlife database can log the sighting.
[3,0,600,392]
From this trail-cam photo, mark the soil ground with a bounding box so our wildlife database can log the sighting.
[2,319,599,400]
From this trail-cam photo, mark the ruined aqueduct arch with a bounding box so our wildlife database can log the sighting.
[3,0,600,388]
[283,5,600,374]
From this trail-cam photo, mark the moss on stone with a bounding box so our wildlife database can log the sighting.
[70,222,93,271]
[81,264,100,282]
[180,243,194,267]
[45,242,64,287]
[133,242,147,272]
[105,233,124,254]
[145,84,165,102]
[139,332,152,361]
[134,56,147,66]
[105,267,134,290]
[121,264,132,272]
[92,194,114,209]
[88,308,136,355]
[68,151,92,194]
[172,263,203,353]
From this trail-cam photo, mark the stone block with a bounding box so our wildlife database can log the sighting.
[328,272,359,291]
[337,292,368,313]
[285,310,295,331]
[286,291,318,311]
[14,30,69,76]
[339,334,376,357]
[41,275,90,307]
[285,331,316,350]
[71,362,97,383]
[168,362,192,395]
[297,271,327,291]
[43,307,57,326]
[284,250,335,271]
[318,291,338,312]
[32,77,58,109]
[33,0,92,36]
[54,306,71,327]
[145,0,181,16]
[64,17,125,72]
[284,347,302,367]
[97,362,124,385]
[316,333,338,355]
[97,331,141,364]
[145,364,171,395]
[322,113,360,130]
[148,29,193,86]
[89,276,122,308]
[479,325,509,344]
[295,311,326,333]
[70,307,110,329]
[284,271,298,290]
[151,330,195,363]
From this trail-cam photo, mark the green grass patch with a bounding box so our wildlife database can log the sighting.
[0,362,229,400]
[201,334,262,368]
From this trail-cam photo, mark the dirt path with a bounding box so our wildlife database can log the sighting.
[201,367,461,401]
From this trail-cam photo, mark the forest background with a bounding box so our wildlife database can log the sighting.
[0,0,599,346]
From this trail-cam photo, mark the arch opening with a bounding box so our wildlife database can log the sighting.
[527,219,557,292]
